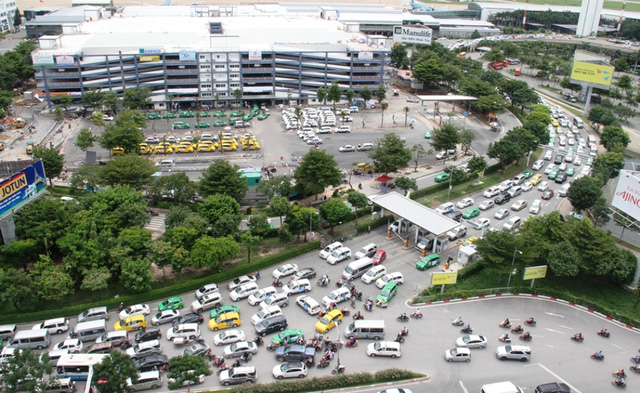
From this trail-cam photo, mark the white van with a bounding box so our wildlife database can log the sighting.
[481,381,524,393]
[9,329,51,350]
[503,216,522,231]
[587,135,597,146]
[573,118,584,128]
[33,318,69,335]
[42,349,69,364]
[344,320,385,340]
[156,159,175,168]
[127,370,163,391]
[589,145,598,157]
[319,242,342,260]
[355,243,377,259]
[0,324,17,341]
[361,265,387,284]
[69,320,107,342]
[559,183,571,197]
[342,257,375,280]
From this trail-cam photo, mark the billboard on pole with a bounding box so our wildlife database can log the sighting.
[0,160,47,220]
[570,62,614,88]
[431,272,457,285]
[611,170,640,222]
[393,26,432,45]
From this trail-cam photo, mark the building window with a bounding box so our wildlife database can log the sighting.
[199,64,211,70]
[201,92,212,97]
[201,83,212,89]
[230,83,240,88]
[229,64,240,70]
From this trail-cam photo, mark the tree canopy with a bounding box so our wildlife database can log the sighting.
[198,160,248,202]
[368,133,412,174]
[294,149,342,198]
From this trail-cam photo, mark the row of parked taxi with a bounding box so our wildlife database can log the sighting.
[110,133,261,156]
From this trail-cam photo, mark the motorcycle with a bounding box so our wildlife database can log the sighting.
[317,278,330,287]
[117,302,125,313]
[336,279,345,287]
[410,311,423,319]
[394,335,405,343]
[499,334,511,343]
[612,379,626,388]
[460,327,473,334]
[591,352,605,360]
[253,336,264,346]
[452,318,464,327]
[331,364,346,374]
[499,321,511,328]
[397,314,409,322]
[511,325,524,334]
[345,339,358,348]
[317,359,330,369]
[340,307,351,316]
[524,318,537,326]
[571,334,584,343]
[598,330,611,338]
[266,343,279,352]
[631,356,640,364]
[613,370,626,379]
[353,311,364,320]
[239,353,253,363]
[630,365,640,374]
[364,301,373,312]
[519,333,532,341]
[272,280,283,288]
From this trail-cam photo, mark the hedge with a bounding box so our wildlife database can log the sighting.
[356,214,395,234]
[228,368,425,393]
[0,241,320,325]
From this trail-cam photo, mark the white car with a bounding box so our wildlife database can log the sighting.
[168,372,205,386]
[544,164,556,175]
[272,264,299,279]
[230,282,260,301]
[213,329,245,346]
[222,341,258,359]
[456,335,488,349]
[456,198,474,209]
[151,310,180,326]
[529,199,542,214]
[321,287,351,308]
[248,286,278,306]
[282,279,311,296]
[521,182,533,192]
[511,200,528,211]
[472,218,490,230]
[361,266,387,284]
[191,293,223,313]
[228,275,257,291]
[119,304,151,320]
[532,160,544,171]
[102,115,114,121]
[478,200,494,211]
[339,145,355,152]
[483,187,500,198]
[250,305,283,326]
[559,162,568,171]
[444,347,471,362]
[544,150,553,160]
[498,180,513,192]
[573,156,582,166]
[272,362,307,379]
[366,341,402,358]
[327,247,351,265]
[53,339,83,353]
[126,340,162,359]
[494,208,510,220]
[538,181,550,191]
[195,284,219,300]
[446,225,467,241]
[375,272,404,289]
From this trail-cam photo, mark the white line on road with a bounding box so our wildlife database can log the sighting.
[545,312,565,317]
[613,343,626,350]
[559,324,574,330]
[544,328,565,334]
[459,380,469,393]
[534,363,583,393]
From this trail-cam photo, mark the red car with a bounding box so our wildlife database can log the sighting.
[372,250,386,265]
[541,189,554,200]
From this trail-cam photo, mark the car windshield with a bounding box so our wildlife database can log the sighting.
[373,342,382,350]
[380,289,390,297]
[328,292,337,300]
[330,251,340,258]
[319,316,330,324]
[230,343,238,351]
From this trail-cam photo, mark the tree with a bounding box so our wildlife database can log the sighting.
[294,149,342,199]
[474,229,525,283]
[403,106,410,127]
[368,133,412,174]
[592,151,625,182]
[100,122,144,155]
[240,232,261,264]
[600,125,630,151]
[75,128,98,151]
[560,76,582,95]
[0,349,55,393]
[359,86,373,102]
[487,138,522,168]
[91,112,106,130]
[198,160,248,202]
[33,255,74,302]
[376,84,387,127]
[500,79,538,109]
[459,129,475,155]
[319,198,351,232]
[316,87,326,104]
[199,193,241,227]
[191,236,238,270]
[474,93,506,114]
[0,268,39,311]
[81,267,112,296]
[92,351,139,393]
[167,355,212,391]
[13,9,21,27]
[33,147,64,186]
[120,258,152,293]
[258,176,294,199]
[102,91,118,114]
[150,173,196,204]
[98,154,156,189]
[122,87,151,110]
[53,106,64,122]
[233,89,243,106]
[467,155,488,175]
[0,239,38,270]
[430,123,460,164]
[82,88,104,110]
[347,191,368,224]
[345,89,355,106]
[269,196,290,225]
[327,82,342,111]
[411,144,431,171]
[390,43,408,68]
[52,95,73,112]
[278,223,294,244]
[71,164,101,192]
[395,176,418,196]
[285,205,319,240]
[547,240,580,277]
[147,240,176,279]
[470,29,481,39]
[118,227,152,257]
[484,47,505,63]
[588,105,618,131]
[247,212,270,237]
[612,104,636,122]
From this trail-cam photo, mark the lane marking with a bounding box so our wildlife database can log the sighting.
[459,380,469,393]
[535,363,583,393]
[545,328,565,334]
[545,312,565,318]
[559,325,574,330]
[613,343,626,350]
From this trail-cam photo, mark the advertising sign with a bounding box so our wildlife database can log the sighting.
[32,53,54,66]
[248,50,262,61]
[523,265,548,280]
[138,48,163,55]
[0,161,47,220]
[55,55,75,65]
[570,61,614,88]
[431,272,458,285]
[393,25,432,45]
[139,56,160,62]
[358,51,373,60]
[179,50,196,62]
[611,170,640,222]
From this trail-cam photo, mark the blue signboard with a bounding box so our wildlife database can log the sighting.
[0,160,47,220]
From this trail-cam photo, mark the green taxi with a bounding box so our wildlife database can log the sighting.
[213,120,227,127]
[230,110,242,117]
[523,170,534,179]
[257,113,269,120]
[158,296,184,311]
[566,167,576,176]
[548,168,560,180]
[195,121,211,128]
[209,305,240,320]
[197,111,211,117]
[172,122,190,130]
[377,282,398,304]
[416,254,441,271]
[243,114,253,122]
[435,173,450,183]
[162,112,177,119]
[213,111,227,118]
[179,111,195,118]
[272,329,304,345]
[146,113,161,120]
[424,130,431,139]
[462,208,480,220]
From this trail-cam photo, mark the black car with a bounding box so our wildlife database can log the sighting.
[275,344,315,362]
[135,327,162,343]
[535,382,571,393]
[134,354,169,372]
[445,211,463,222]
[172,312,204,327]
[554,155,564,165]
[255,315,288,337]
[555,172,567,184]
[293,267,316,280]
[494,192,512,205]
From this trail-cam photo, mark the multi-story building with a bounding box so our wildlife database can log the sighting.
[0,0,17,33]
[32,5,390,109]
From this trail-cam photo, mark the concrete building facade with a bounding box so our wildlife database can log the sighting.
[576,0,605,37]
[0,0,17,33]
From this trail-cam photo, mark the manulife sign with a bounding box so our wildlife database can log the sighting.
[393,26,432,45]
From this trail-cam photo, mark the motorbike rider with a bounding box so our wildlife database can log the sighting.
[401,327,409,336]
[273,278,281,286]
[353,311,362,319]
[574,332,583,340]
[522,331,531,340]
[413,309,423,317]
[602,328,609,335]
[501,318,510,327]
[500,333,510,341]
[615,368,626,377]
[347,336,356,346]
[512,324,522,332]
[365,300,373,311]
[454,316,463,325]
[401,312,408,320]
[321,274,329,285]
[526,317,535,324]
[241,352,251,362]
[464,323,471,331]
[596,350,604,359]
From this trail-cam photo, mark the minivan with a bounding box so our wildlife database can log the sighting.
[319,242,342,260]
[9,329,51,349]
[344,320,385,340]
[254,315,288,337]
[366,341,401,357]
[77,307,110,323]
[156,159,175,168]
[0,324,17,341]
[33,318,69,335]
[127,370,163,391]
[573,118,584,128]
[69,320,107,342]
[42,349,69,364]
[503,216,522,231]
[481,381,524,393]
[342,257,375,280]
[355,243,377,259]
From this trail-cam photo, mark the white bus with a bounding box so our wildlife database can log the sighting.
[56,354,109,381]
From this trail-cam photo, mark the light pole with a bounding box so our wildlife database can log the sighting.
[446,172,453,202]
[507,248,522,289]
[309,212,315,238]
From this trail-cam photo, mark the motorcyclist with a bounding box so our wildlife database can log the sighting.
[501,318,510,326]
[322,274,329,285]
[615,368,626,377]
[500,333,510,341]
[273,278,281,286]
[512,324,522,332]
[596,350,604,359]
[413,309,423,317]
[365,300,373,311]
[526,317,535,324]
[454,316,462,325]
[401,327,409,336]
[254,270,261,279]
[523,332,531,340]
[348,336,356,346]
[401,313,408,320]
[464,323,471,331]
[353,311,362,319]
[603,328,609,335]
[241,352,251,362]
[574,332,583,340]
[232,359,241,368]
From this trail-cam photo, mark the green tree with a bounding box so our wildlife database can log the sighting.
[430,123,461,164]
[164,206,192,229]
[33,147,64,186]
[590,197,611,227]
[294,149,342,199]
[369,133,412,174]
[122,87,151,110]
[612,104,636,122]
[98,154,156,189]
[247,212,271,237]
[191,236,238,270]
[258,176,294,199]
[75,128,98,151]
[33,255,74,302]
[0,349,55,393]
[0,238,38,270]
[92,351,139,393]
[71,164,101,192]
[376,84,387,127]
[53,106,64,122]
[167,355,212,391]
[347,191,368,224]
[525,110,552,126]
[316,87,326,104]
[82,88,104,110]
[319,198,352,232]
[102,91,118,114]
[147,239,176,279]
[345,89,355,106]
[546,240,580,277]
[470,30,482,39]
[0,268,38,311]
[327,82,342,111]
[120,258,152,293]
[13,8,21,27]
[240,232,262,264]
[150,173,196,204]
[278,223,294,244]
[395,176,418,196]
[459,129,475,155]
[474,93,506,115]
[484,47,505,63]
[467,155,488,176]
[198,193,241,229]
[500,79,538,109]
[198,160,248,202]
[588,105,618,131]
[52,95,73,112]
[233,88,243,106]
[118,227,151,257]
[600,125,630,151]
[411,144,431,171]
[285,205,320,240]
[100,122,144,155]
[592,151,625,181]
[269,196,290,226]
[359,86,373,102]
[487,137,522,168]
[474,229,525,283]
[91,111,106,130]
[390,43,408,68]
[80,267,112,295]
[403,106,410,127]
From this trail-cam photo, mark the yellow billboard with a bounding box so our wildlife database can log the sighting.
[523,265,548,280]
[139,55,160,62]
[431,272,458,285]
[570,61,614,87]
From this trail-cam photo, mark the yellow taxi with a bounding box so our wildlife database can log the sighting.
[221,139,238,148]
[315,309,343,333]
[138,143,153,155]
[176,144,194,153]
[208,312,241,331]
[197,142,216,152]
[220,143,237,152]
[242,142,261,150]
[529,174,543,185]
[111,147,125,156]
[551,119,559,127]
[114,315,147,332]
[460,236,480,249]
[155,145,174,154]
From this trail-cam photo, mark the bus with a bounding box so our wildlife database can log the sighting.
[514,67,521,76]
[56,354,109,381]
[457,51,467,59]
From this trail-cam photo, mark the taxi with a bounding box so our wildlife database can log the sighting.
[208,312,241,331]
[114,315,147,332]
[111,147,125,156]
[220,143,237,152]
[197,142,216,152]
[154,145,173,154]
[176,144,194,153]
[315,309,343,333]
[138,143,153,155]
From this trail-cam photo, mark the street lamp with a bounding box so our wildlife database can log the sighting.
[309,212,314,238]
[507,248,522,289]
[446,172,453,202]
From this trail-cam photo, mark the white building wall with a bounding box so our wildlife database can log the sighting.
[576,0,604,37]
[0,0,18,33]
